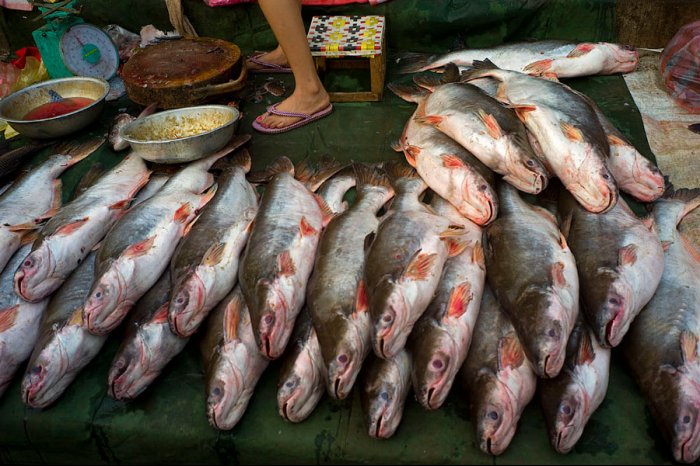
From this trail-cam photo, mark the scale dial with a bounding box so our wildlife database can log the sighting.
[59,23,119,79]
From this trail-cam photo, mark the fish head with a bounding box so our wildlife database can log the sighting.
[14,246,59,302]
[370,279,409,359]
[411,330,459,410]
[472,371,517,456]
[82,268,125,335]
[516,286,567,378]
[609,145,664,202]
[588,267,632,348]
[206,342,247,430]
[462,176,499,226]
[108,324,165,401]
[277,352,323,423]
[600,43,639,74]
[672,401,700,464]
[570,153,619,213]
[502,138,549,195]
[322,313,369,400]
[255,279,289,360]
[547,382,589,454]
[362,378,402,439]
[169,271,207,337]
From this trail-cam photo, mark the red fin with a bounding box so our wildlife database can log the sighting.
[391,140,403,153]
[498,334,525,370]
[446,238,468,257]
[619,244,638,266]
[404,145,420,167]
[404,252,438,281]
[446,282,472,319]
[198,184,218,210]
[49,179,63,215]
[151,303,170,324]
[681,331,698,364]
[20,231,38,246]
[0,305,19,332]
[442,154,466,169]
[567,43,595,58]
[354,279,368,315]
[552,261,567,287]
[559,231,568,250]
[300,216,318,237]
[277,251,296,276]
[224,297,242,341]
[124,236,156,258]
[662,241,672,252]
[472,243,485,267]
[513,105,536,123]
[202,242,226,266]
[313,195,335,228]
[577,331,595,365]
[541,72,560,82]
[477,109,502,139]
[608,135,627,146]
[8,221,41,233]
[109,199,131,211]
[561,122,584,142]
[54,217,89,236]
[523,58,553,75]
[67,308,83,326]
[413,114,444,126]
[182,214,200,237]
[174,203,192,223]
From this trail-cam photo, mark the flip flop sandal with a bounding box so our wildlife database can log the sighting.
[252,102,334,134]
[247,51,293,74]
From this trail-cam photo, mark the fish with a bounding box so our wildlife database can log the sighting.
[388,83,499,225]
[168,150,258,338]
[131,174,170,207]
[239,157,344,360]
[462,59,619,214]
[0,241,49,398]
[365,162,457,360]
[316,167,356,215]
[0,140,55,181]
[484,182,579,378]
[21,252,108,409]
[396,41,638,77]
[307,164,394,400]
[622,187,700,464]
[15,154,151,303]
[539,313,611,454]
[70,162,107,201]
[0,139,102,275]
[559,189,664,347]
[360,349,412,439]
[459,284,537,456]
[107,269,188,401]
[277,307,326,423]
[392,78,548,197]
[201,286,269,430]
[408,196,486,410]
[108,103,158,151]
[82,136,249,336]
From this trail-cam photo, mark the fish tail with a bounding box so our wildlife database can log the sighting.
[247,156,295,184]
[460,58,500,82]
[354,163,393,191]
[296,156,348,192]
[395,52,439,74]
[661,184,700,225]
[384,160,420,182]
[55,137,105,165]
[213,148,253,174]
[387,82,429,103]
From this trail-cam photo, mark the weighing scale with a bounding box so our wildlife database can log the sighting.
[31,0,119,80]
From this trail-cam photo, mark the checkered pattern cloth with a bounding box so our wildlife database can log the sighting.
[307,15,385,57]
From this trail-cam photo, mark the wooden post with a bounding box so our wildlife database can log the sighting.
[617,0,700,48]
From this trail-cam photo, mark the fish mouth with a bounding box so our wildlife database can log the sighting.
[22,364,47,407]
[503,171,548,195]
[486,437,494,456]
[370,410,387,438]
[427,387,438,409]
[554,425,576,454]
[605,310,623,348]
[334,377,343,400]
[108,357,130,399]
[281,401,291,422]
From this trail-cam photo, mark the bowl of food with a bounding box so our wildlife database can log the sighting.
[119,105,240,163]
[0,76,109,139]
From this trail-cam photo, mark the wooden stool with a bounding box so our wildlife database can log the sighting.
[307,15,386,102]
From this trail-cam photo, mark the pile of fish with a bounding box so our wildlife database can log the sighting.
[0,39,698,464]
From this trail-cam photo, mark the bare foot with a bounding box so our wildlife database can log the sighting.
[246,46,290,71]
[256,88,331,130]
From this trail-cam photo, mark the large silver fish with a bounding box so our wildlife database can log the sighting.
[0,241,49,398]
[408,196,486,410]
[307,164,394,400]
[107,269,188,401]
[622,187,700,464]
[485,182,579,378]
[168,150,258,338]
[15,154,151,302]
[201,286,269,430]
[21,252,107,408]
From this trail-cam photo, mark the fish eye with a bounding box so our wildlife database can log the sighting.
[609,297,620,305]
[176,296,185,304]
[684,415,692,424]
[526,160,535,167]
[382,314,393,323]
[432,359,445,370]
[213,387,222,396]
[337,354,348,364]
[95,291,102,299]
[488,411,499,420]
[548,328,557,338]
[31,365,42,375]
[479,184,488,191]
[285,381,295,388]
[24,259,33,267]
[602,174,610,180]
[560,404,572,415]
[264,315,275,325]
[380,392,389,401]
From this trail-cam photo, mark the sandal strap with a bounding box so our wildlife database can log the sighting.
[266,103,312,119]
[249,53,290,71]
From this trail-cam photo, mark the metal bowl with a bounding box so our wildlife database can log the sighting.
[0,77,109,139]
[119,105,240,164]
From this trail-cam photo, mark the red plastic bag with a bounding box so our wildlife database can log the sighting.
[659,20,700,113]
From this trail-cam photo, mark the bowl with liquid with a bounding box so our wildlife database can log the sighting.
[0,77,109,139]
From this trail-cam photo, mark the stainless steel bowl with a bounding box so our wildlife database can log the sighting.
[0,77,109,139]
[119,105,240,164]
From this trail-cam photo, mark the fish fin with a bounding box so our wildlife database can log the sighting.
[561,212,573,239]
[640,215,656,232]
[231,149,252,174]
[441,154,466,169]
[47,178,63,216]
[92,240,103,252]
[512,105,536,123]
[354,279,369,316]
[353,164,393,192]
[60,138,105,165]
[608,134,628,146]
[446,237,468,257]
[445,282,472,319]
[245,218,256,233]
[247,156,295,183]
[618,244,638,266]
[54,217,90,236]
[364,232,376,253]
[681,234,700,265]
[198,184,218,210]
[403,251,437,281]
[552,261,567,287]
[182,213,200,237]
[523,59,553,75]
[223,296,242,342]
[413,114,444,126]
[497,333,525,370]
[559,231,568,250]
[531,204,558,226]
[8,221,42,232]
[277,250,296,277]
[472,243,485,267]
[123,235,156,258]
[661,186,700,226]
[560,122,584,142]
[576,331,596,365]
[109,199,132,211]
[661,241,672,252]
[681,331,698,364]
[477,109,503,139]
[403,145,420,167]
[567,43,595,58]
[395,51,438,74]
[313,194,335,227]
[439,225,466,238]
[384,161,420,182]
[0,304,19,332]
[472,58,500,70]
[541,72,560,82]
[390,140,403,152]
[387,82,429,103]
[412,73,444,91]
[202,242,227,266]
[151,303,170,324]
[174,203,193,223]
[298,156,348,192]
[67,308,83,326]
[299,216,318,237]
[20,231,38,246]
